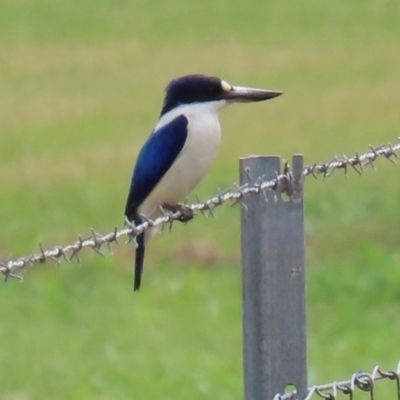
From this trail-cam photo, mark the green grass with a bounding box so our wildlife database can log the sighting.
[1,0,400,398]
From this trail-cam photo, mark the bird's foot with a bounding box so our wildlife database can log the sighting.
[162,203,194,223]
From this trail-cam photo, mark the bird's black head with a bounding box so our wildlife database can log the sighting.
[160,74,226,116]
[160,74,283,117]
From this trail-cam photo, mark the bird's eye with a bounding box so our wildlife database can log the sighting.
[206,83,222,97]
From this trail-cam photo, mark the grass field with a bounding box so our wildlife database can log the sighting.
[0,0,400,399]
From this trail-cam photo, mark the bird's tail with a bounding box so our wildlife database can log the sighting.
[134,230,145,291]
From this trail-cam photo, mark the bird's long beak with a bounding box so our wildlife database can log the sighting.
[224,86,283,103]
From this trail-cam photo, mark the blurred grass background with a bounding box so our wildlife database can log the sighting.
[0,0,400,399]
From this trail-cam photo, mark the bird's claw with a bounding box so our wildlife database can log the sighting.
[162,204,194,223]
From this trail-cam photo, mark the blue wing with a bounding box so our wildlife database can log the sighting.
[125,114,189,219]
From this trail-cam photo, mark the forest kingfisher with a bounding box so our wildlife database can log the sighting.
[125,74,282,290]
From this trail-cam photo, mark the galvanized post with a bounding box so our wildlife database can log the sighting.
[240,155,307,400]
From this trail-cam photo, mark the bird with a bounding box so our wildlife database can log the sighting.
[124,74,282,291]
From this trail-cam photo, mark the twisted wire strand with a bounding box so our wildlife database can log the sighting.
[1,138,399,281]
[274,362,400,400]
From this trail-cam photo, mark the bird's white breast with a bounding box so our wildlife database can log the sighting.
[138,101,226,220]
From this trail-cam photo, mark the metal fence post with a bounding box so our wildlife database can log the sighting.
[240,155,307,400]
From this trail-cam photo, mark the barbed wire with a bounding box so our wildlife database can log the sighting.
[303,138,400,178]
[274,362,400,400]
[1,138,399,281]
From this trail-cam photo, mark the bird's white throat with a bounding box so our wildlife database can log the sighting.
[156,100,227,131]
